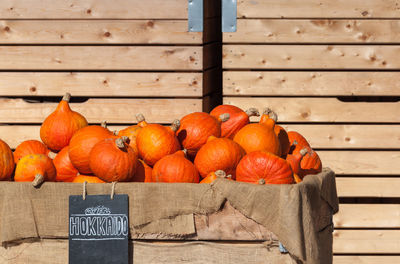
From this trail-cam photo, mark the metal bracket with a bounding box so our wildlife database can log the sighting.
[279,242,289,254]
[222,0,237,32]
[188,0,203,32]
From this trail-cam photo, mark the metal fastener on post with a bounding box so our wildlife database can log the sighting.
[188,0,203,32]
[222,0,237,32]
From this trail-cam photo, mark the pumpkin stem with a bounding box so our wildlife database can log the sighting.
[48,151,57,159]
[245,108,260,117]
[115,137,126,149]
[214,170,226,178]
[219,113,230,122]
[62,92,71,102]
[32,173,45,187]
[182,149,188,157]
[226,174,232,179]
[101,121,107,128]
[262,107,273,115]
[170,119,180,132]
[258,178,266,185]
[136,113,145,123]
[300,148,308,156]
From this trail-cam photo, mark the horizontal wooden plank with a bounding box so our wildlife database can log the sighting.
[336,178,400,197]
[224,19,400,43]
[0,98,203,124]
[281,125,400,149]
[237,0,400,18]
[333,204,400,228]
[223,45,400,69]
[0,239,295,264]
[223,71,400,96]
[0,72,203,97]
[223,97,400,123]
[0,20,203,44]
[320,151,400,175]
[333,256,400,264]
[333,230,400,254]
[0,46,203,70]
[0,0,189,19]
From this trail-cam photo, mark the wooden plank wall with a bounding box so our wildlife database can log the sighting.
[223,1,400,263]
[0,0,221,148]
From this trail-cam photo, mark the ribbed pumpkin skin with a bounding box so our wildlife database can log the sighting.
[136,124,180,166]
[0,139,15,180]
[210,105,248,139]
[233,124,280,155]
[14,154,56,182]
[72,175,105,183]
[275,125,290,159]
[236,151,294,184]
[152,151,199,183]
[89,138,138,182]
[40,94,88,152]
[69,125,114,174]
[117,118,147,153]
[13,140,50,163]
[194,137,245,179]
[300,150,322,177]
[288,131,310,154]
[53,146,78,182]
[131,159,153,182]
[176,112,222,158]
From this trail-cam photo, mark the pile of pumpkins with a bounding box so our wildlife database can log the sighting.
[0,93,322,186]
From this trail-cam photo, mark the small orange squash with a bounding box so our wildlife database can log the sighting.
[0,139,15,181]
[136,120,181,166]
[117,113,147,153]
[152,150,199,183]
[131,159,153,182]
[286,148,308,183]
[236,151,294,184]
[194,136,245,179]
[13,140,50,163]
[40,93,88,152]
[288,131,310,154]
[14,154,56,187]
[210,105,259,139]
[299,149,322,178]
[200,170,232,184]
[53,146,79,182]
[72,175,105,183]
[89,137,138,182]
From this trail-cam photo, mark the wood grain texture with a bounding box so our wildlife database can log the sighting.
[223,71,400,96]
[224,19,400,43]
[281,125,400,149]
[236,0,400,18]
[0,72,204,97]
[223,45,400,69]
[319,151,400,175]
[333,230,400,253]
[334,204,400,228]
[0,98,203,124]
[336,178,400,197]
[0,0,189,19]
[0,46,203,70]
[0,20,203,44]
[333,256,400,264]
[223,97,400,123]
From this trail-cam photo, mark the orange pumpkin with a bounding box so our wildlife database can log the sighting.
[72,175,105,183]
[236,151,294,184]
[69,124,114,174]
[200,170,232,184]
[13,140,50,163]
[299,149,322,178]
[136,120,181,166]
[131,159,153,182]
[210,105,259,139]
[176,112,229,158]
[0,139,15,181]
[53,146,79,182]
[14,154,56,187]
[89,137,138,182]
[117,113,147,153]
[286,148,308,183]
[194,136,245,179]
[233,110,280,155]
[152,150,199,183]
[288,131,310,154]
[40,93,88,151]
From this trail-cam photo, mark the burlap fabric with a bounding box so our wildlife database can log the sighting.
[0,168,338,264]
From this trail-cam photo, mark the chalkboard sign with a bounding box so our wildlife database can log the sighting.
[69,195,129,264]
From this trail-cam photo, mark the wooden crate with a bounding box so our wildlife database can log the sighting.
[222,1,400,263]
[0,0,221,148]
